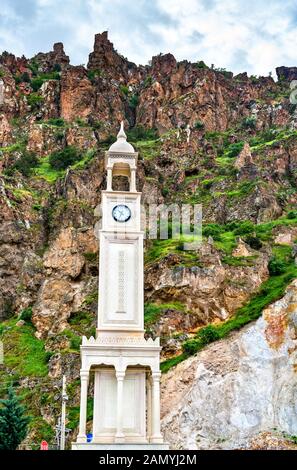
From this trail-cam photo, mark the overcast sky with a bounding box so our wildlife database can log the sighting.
[0,0,296,76]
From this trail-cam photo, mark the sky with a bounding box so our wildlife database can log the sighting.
[0,0,296,76]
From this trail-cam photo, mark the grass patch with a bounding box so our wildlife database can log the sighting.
[67,397,93,431]
[134,139,161,160]
[0,319,49,377]
[63,329,82,352]
[34,155,65,183]
[222,255,258,266]
[145,236,200,264]
[144,302,186,326]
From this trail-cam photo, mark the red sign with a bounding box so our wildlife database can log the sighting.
[40,440,48,450]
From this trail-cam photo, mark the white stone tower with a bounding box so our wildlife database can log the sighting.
[72,123,168,450]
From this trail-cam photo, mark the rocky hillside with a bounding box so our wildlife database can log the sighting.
[0,31,297,449]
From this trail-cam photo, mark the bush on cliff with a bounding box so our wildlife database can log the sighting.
[9,151,39,177]
[49,146,82,170]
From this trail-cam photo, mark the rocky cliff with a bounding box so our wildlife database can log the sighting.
[0,31,297,449]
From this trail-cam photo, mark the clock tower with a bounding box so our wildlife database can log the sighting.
[72,122,168,449]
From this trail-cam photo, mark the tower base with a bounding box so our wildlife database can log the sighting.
[71,442,170,450]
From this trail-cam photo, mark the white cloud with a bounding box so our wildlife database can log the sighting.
[0,0,296,76]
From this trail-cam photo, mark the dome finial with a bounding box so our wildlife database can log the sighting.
[117,120,127,140]
[108,120,135,153]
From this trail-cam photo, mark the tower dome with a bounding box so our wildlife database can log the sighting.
[108,121,135,153]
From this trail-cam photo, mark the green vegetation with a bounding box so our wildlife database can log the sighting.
[83,252,98,262]
[119,84,129,95]
[63,329,82,351]
[34,155,64,183]
[145,236,201,265]
[194,120,205,130]
[48,146,83,170]
[31,71,60,91]
[129,94,139,109]
[46,117,65,127]
[214,67,233,78]
[143,75,153,87]
[0,387,30,450]
[249,127,297,152]
[242,116,257,129]
[195,60,208,69]
[87,69,101,82]
[6,151,38,177]
[0,319,49,377]
[126,125,158,142]
[133,139,160,160]
[201,214,297,254]
[224,141,244,158]
[161,242,297,372]
[83,290,98,307]
[144,302,186,326]
[19,307,33,324]
[27,93,44,110]
[222,255,257,267]
[68,398,93,431]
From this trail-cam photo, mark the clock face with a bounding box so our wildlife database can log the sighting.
[112,204,131,223]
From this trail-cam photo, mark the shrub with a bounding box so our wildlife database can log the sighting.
[129,94,139,109]
[233,220,254,235]
[268,257,286,276]
[197,325,220,345]
[202,223,223,240]
[161,187,169,197]
[87,69,101,82]
[143,75,153,87]
[31,72,60,91]
[214,67,233,78]
[53,63,61,72]
[46,117,65,127]
[31,77,44,92]
[11,151,39,177]
[119,84,129,95]
[194,120,205,130]
[242,116,257,129]
[287,210,297,219]
[245,235,262,250]
[20,72,31,83]
[28,59,39,76]
[49,146,82,170]
[126,125,158,142]
[195,60,208,69]
[92,120,104,130]
[19,307,32,323]
[225,141,244,158]
[27,93,44,110]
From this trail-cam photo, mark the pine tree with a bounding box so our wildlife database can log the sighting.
[0,386,30,450]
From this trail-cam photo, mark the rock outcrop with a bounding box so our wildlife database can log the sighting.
[34,42,70,72]
[161,280,297,449]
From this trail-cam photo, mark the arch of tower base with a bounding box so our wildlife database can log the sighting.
[76,360,162,445]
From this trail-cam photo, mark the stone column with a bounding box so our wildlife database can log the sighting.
[146,375,152,441]
[151,372,163,443]
[107,168,112,191]
[130,168,136,192]
[76,370,89,442]
[115,371,125,442]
